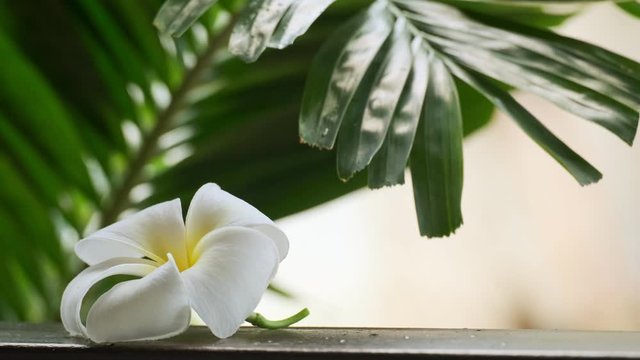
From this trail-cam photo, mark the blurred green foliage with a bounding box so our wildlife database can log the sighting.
[0,0,370,321]
[0,0,638,321]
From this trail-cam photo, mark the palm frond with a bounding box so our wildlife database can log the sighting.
[209,0,638,237]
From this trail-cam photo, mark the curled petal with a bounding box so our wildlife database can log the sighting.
[60,258,156,337]
[86,255,191,343]
[181,226,280,338]
[185,183,288,260]
[249,223,288,261]
[76,199,188,269]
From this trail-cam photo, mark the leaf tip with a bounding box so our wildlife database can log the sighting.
[368,180,405,190]
[577,172,603,187]
[338,174,352,183]
[299,136,333,151]
[625,112,640,146]
[418,218,464,239]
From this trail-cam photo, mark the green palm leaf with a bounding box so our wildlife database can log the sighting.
[215,0,638,237]
[409,55,464,237]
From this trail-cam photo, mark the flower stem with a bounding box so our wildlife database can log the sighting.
[246,308,310,330]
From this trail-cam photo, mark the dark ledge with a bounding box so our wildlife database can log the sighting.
[2,322,640,360]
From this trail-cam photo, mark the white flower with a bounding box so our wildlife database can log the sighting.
[61,183,288,343]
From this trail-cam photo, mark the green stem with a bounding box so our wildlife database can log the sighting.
[246,308,310,330]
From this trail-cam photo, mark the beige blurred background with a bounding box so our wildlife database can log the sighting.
[256,3,640,331]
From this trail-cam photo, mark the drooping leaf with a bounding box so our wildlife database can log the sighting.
[301,0,638,236]
[367,52,493,189]
[409,54,464,237]
[448,62,602,186]
[367,38,429,188]
[393,0,639,145]
[299,2,394,149]
[336,19,413,180]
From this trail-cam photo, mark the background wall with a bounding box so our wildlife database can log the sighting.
[257,3,640,331]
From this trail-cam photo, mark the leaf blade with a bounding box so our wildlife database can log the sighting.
[394,0,640,144]
[368,38,430,188]
[336,19,413,180]
[299,2,394,149]
[409,54,464,237]
[449,62,602,186]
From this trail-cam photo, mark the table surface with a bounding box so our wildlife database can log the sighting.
[2,322,640,359]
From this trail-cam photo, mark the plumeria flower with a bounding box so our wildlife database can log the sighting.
[61,183,306,343]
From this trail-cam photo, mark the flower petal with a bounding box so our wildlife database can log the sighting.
[85,255,191,343]
[250,224,288,261]
[185,183,288,260]
[181,226,280,338]
[60,258,156,337]
[76,199,188,269]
